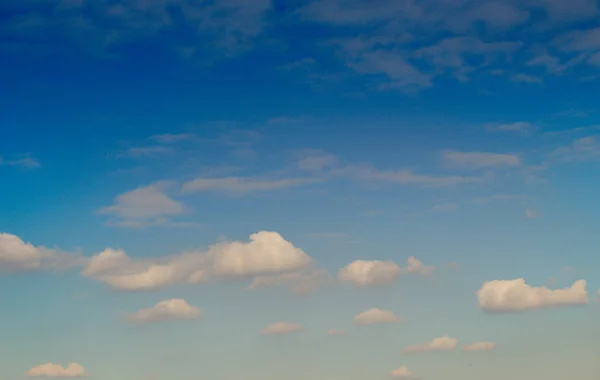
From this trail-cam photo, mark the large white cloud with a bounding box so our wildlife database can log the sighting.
[82,231,312,291]
[462,341,496,352]
[0,233,84,273]
[26,363,87,378]
[125,299,201,323]
[477,278,588,312]
[260,322,302,335]
[403,335,458,354]
[338,260,401,286]
[354,308,399,325]
[390,366,418,379]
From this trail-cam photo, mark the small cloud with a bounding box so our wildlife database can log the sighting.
[26,363,87,378]
[248,269,332,295]
[551,136,600,161]
[260,322,302,335]
[405,256,435,276]
[477,278,588,313]
[485,121,533,133]
[403,335,458,355]
[354,308,399,325]
[0,155,41,169]
[339,260,401,287]
[327,328,346,336]
[124,299,201,324]
[181,176,319,195]
[118,146,175,158]
[390,366,418,379]
[462,341,496,352]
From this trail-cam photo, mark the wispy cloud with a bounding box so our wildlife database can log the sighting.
[181,177,320,195]
[551,136,600,161]
[0,155,40,169]
[442,151,521,170]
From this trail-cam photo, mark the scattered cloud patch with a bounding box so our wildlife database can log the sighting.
[552,136,600,161]
[354,308,399,325]
[390,366,418,379]
[405,256,435,276]
[26,363,87,378]
[182,176,319,195]
[462,341,497,352]
[260,322,302,335]
[403,335,458,355]
[477,278,588,313]
[125,299,201,324]
[82,231,312,291]
[0,155,41,169]
[485,122,533,133]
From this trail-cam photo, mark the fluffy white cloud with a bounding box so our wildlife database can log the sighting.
[125,299,201,323]
[248,269,332,295]
[338,260,401,286]
[354,308,399,325]
[82,231,312,291]
[260,322,302,335]
[26,363,87,378]
[477,278,588,312]
[405,256,435,275]
[442,151,521,169]
[0,233,84,272]
[462,341,496,352]
[403,335,458,354]
[327,328,345,336]
[390,366,418,379]
[98,182,186,228]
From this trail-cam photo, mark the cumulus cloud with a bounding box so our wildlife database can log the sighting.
[354,308,399,325]
[98,182,191,228]
[442,151,521,169]
[338,260,401,286]
[390,366,418,379]
[462,341,497,352]
[0,233,84,273]
[26,363,87,378]
[82,231,312,291]
[405,256,435,276]
[125,299,201,324]
[403,335,458,354]
[248,269,332,295]
[260,322,302,335]
[477,278,588,312]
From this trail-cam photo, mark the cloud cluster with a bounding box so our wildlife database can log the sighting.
[82,231,312,291]
[125,299,201,324]
[477,278,588,312]
[26,363,87,378]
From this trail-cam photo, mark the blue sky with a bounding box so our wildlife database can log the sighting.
[1,0,600,379]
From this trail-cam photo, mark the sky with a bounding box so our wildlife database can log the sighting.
[1,0,600,379]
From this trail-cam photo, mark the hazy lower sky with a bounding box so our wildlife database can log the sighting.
[1,1,600,379]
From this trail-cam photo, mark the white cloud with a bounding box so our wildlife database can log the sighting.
[26,363,87,378]
[403,335,458,354]
[248,269,332,295]
[552,136,600,161]
[442,151,521,170]
[125,299,201,324]
[462,341,496,352]
[354,308,399,325]
[477,278,588,312]
[293,149,340,172]
[327,328,345,336]
[82,231,312,291]
[485,122,533,133]
[0,233,84,273]
[181,176,318,195]
[338,260,401,287]
[390,366,418,379]
[99,182,187,228]
[405,256,435,276]
[260,322,302,335]
[0,155,41,169]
